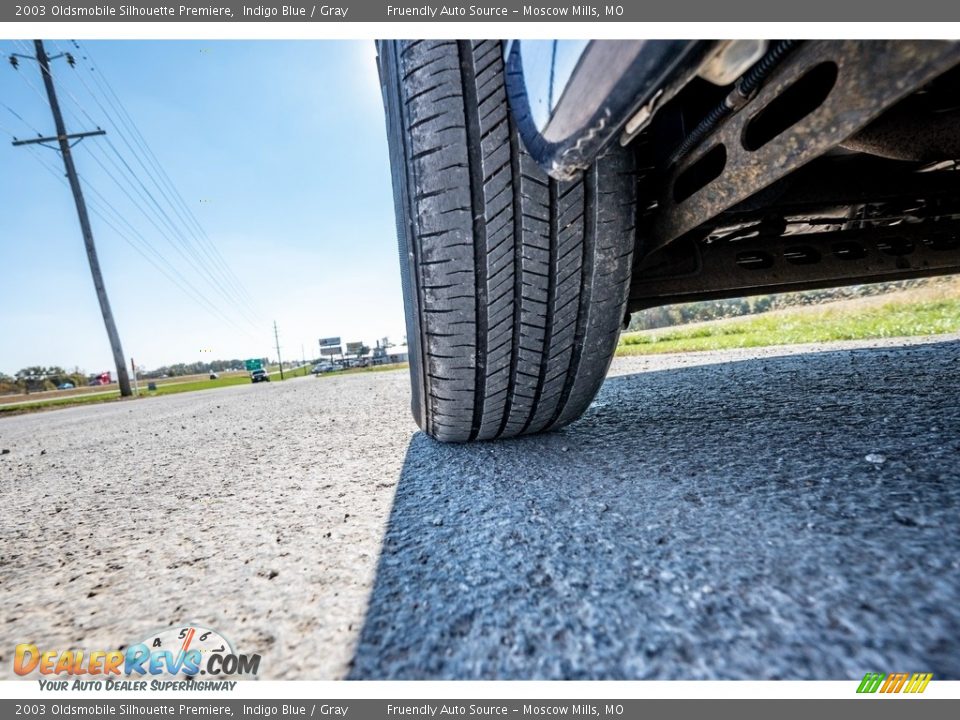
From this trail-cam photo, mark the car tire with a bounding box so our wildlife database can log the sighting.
[380,40,637,442]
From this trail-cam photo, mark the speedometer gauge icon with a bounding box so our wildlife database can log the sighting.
[138,624,234,679]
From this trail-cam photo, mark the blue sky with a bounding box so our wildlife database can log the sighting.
[0,40,403,375]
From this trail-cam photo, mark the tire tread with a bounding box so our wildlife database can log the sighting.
[383,39,636,442]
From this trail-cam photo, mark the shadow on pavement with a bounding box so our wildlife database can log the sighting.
[349,340,960,679]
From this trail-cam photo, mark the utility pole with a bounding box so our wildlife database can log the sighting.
[273,321,284,380]
[11,40,132,396]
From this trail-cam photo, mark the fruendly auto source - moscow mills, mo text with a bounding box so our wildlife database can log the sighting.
[385,5,621,17]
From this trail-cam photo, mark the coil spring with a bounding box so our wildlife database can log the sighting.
[669,40,801,166]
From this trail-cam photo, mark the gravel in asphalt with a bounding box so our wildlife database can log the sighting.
[1,335,958,679]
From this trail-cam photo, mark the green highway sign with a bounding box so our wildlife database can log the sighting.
[244,358,264,371]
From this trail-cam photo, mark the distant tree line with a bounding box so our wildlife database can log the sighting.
[0,360,254,394]
[139,359,249,379]
[0,366,88,395]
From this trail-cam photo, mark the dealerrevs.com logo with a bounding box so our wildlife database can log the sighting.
[14,625,260,691]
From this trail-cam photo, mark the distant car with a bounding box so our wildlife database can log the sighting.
[209,372,219,380]
[311,362,336,374]
[57,382,74,390]
[250,369,269,383]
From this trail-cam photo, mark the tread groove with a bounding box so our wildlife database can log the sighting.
[520,177,558,435]
[551,166,595,428]
[459,40,488,443]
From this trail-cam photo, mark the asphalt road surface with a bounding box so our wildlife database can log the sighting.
[1,335,958,680]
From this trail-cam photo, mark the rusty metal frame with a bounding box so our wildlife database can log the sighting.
[648,40,960,252]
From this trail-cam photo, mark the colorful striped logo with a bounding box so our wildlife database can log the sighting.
[857,672,932,694]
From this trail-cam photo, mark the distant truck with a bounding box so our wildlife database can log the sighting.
[87,371,111,387]
[245,358,268,383]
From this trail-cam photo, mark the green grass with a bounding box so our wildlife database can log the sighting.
[146,375,252,395]
[269,364,312,379]
[0,391,126,414]
[618,297,960,356]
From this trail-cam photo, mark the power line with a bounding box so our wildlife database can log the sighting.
[62,40,261,315]
[0,99,43,137]
[101,134,257,321]
[19,140,264,343]
[36,70,253,326]
[40,49,260,322]
[81,181,262,340]
[74,140,263,333]
[77,39,259,310]
[3,52,263,347]
[66,70,257,316]
[6,40,268,349]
